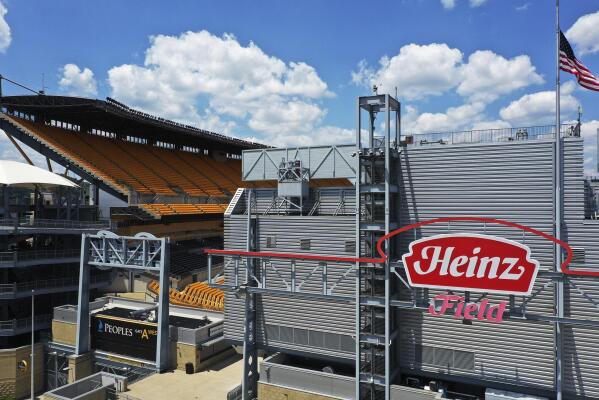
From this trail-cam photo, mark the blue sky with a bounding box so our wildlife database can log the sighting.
[1,0,599,173]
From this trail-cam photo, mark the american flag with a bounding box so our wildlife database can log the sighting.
[560,30,599,91]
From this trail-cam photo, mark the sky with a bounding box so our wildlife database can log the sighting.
[1,0,599,174]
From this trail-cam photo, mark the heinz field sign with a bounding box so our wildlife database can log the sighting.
[402,233,541,323]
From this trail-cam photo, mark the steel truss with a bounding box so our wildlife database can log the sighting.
[355,95,401,400]
[76,230,171,372]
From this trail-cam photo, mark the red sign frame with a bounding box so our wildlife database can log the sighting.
[402,233,540,296]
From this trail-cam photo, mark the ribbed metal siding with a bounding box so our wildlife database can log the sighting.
[561,139,599,398]
[226,138,599,395]
[224,215,356,358]
[223,215,249,346]
[397,138,599,395]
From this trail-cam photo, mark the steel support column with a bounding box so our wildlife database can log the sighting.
[242,189,258,400]
[75,236,91,354]
[155,237,170,372]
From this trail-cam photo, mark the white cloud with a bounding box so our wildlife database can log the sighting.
[469,0,487,7]
[58,64,98,97]
[407,102,486,133]
[471,120,511,130]
[515,3,530,11]
[441,0,456,9]
[0,1,11,53]
[107,30,337,145]
[352,43,463,100]
[247,100,325,136]
[440,0,487,9]
[353,45,542,104]
[499,83,580,126]
[458,50,543,102]
[268,125,354,148]
[566,11,599,56]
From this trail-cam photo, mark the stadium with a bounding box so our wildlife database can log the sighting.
[0,87,598,400]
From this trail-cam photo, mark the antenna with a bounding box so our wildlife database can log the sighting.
[40,73,46,95]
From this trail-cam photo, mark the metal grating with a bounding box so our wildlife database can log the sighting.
[454,350,476,371]
[266,235,277,248]
[295,328,309,345]
[418,345,475,371]
[309,330,325,348]
[344,240,356,253]
[279,326,293,343]
[267,324,354,353]
[571,247,586,264]
[265,324,280,341]
[300,238,311,250]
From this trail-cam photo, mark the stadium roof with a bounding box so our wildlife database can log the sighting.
[0,160,78,188]
[0,95,265,152]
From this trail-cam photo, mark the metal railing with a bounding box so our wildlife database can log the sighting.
[0,217,111,230]
[406,123,579,147]
[0,314,52,332]
[0,274,109,296]
[0,248,81,264]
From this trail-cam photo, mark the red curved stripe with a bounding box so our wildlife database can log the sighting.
[206,216,591,276]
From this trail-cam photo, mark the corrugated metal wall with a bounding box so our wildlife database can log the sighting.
[224,215,357,359]
[225,137,599,397]
[397,138,599,397]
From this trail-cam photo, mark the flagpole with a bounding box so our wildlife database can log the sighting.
[555,1,564,400]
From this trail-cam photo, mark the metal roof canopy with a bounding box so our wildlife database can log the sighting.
[1,95,265,153]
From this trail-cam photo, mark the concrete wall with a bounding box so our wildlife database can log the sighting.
[0,343,44,399]
[52,320,77,346]
[175,340,234,372]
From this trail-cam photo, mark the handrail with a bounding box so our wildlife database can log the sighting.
[0,274,109,295]
[0,248,81,263]
[406,123,579,147]
[0,218,110,230]
[0,314,52,331]
[207,216,596,277]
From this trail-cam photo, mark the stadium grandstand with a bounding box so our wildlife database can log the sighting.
[0,93,269,288]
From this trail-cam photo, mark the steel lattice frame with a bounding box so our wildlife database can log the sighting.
[75,230,170,372]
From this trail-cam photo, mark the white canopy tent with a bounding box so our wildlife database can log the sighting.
[0,160,78,189]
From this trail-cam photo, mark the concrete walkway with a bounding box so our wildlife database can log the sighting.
[124,355,243,400]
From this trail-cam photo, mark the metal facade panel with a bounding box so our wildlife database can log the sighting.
[399,310,556,389]
[396,138,599,394]
[224,215,357,358]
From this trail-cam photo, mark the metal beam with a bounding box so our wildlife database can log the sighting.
[0,119,128,202]
[3,129,33,165]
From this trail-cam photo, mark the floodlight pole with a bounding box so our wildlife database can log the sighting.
[30,289,35,400]
[555,1,564,399]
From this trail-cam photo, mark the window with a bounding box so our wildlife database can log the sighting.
[266,235,277,248]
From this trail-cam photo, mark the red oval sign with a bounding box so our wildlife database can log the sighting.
[403,233,540,295]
